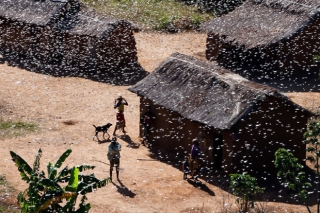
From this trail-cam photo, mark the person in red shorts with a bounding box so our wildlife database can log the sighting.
[113,110,126,135]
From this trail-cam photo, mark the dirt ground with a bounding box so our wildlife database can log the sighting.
[0,32,319,212]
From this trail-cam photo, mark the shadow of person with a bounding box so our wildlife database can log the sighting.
[112,180,136,198]
[97,138,112,144]
[187,179,215,196]
[119,135,141,149]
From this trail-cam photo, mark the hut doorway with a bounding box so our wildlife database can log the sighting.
[213,132,223,170]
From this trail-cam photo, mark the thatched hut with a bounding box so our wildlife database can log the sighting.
[129,52,314,177]
[0,0,67,66]
[201,0,320,82]
[0,0,146,85]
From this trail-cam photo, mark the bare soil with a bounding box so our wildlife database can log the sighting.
[0,32,317,212]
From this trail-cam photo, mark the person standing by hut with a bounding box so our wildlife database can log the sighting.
[114,95,128,112]
[141,105,154,146]
[182,155,190,180]
[113,110,126,135]
[190,138,201,180]
[113,95,128,135]
[107,136,122,182]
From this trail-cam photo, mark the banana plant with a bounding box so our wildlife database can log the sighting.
[10,148,109,213]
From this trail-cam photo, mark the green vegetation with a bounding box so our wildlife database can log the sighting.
[303,121,320,213]
[229,173,264,212]
[274,121,320,213]
[10,148,108,213]
[80,0,214,32]
[274,148,312,213]
[0,120,37,140]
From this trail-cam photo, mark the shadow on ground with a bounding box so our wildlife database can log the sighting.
[142,142,319,206]
[112,180,136,198]
[186,179,215,196]
[0,57,148,86]
[119,134,141,149]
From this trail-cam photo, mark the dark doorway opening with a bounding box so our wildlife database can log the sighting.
[213,132,223,170]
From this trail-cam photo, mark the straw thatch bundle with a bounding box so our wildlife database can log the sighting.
[129,52,309,129]
[0,0,66,25]
[201,0,320,49]
[0,0,145,85]
[53,3,136,37]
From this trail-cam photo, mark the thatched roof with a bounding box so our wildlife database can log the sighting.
[129,52,312,130]
[200,0,320,49]
[0,0,136,37]
[54,5,132,37]
[0,0,66,26]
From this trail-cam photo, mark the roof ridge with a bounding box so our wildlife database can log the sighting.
[263,0,319,15]
[168,55,274,96]
[266,0,312,9]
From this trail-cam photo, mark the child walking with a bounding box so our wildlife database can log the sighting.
[182,155,190,180]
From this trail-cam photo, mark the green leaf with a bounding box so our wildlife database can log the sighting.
[32,148,42,173]
[17,191,26,206]
[76,201,91,213]
[37,191,77,212]
[55,166,69,181]
[27,174,40,212]
[56,165,95,182]
[49,149,72,180]
[65,166,79,192]
[61,196,77,212]
[78,179,107,195]
[17,166,31,183]
[38,178,64,192]
[47,162,53,178]
[77,164,96,172]
[10,151,32,182]
[79,173,99,183]
[54,149,72,169]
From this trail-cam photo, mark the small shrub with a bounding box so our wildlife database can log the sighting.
[190,14,204,29]
[229,173,264,212]
[157,16,176,32]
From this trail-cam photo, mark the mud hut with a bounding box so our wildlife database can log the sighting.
[0,0,146,85]
[0,0,67,66]
[129,52,313,177]
[201,0,320,82]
